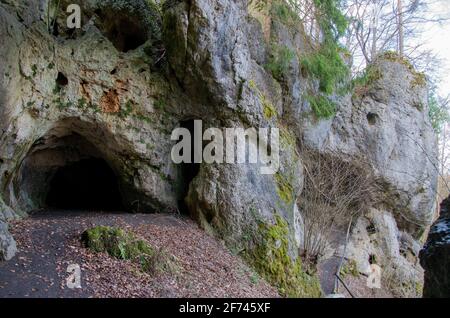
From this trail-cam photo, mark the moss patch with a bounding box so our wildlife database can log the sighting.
[249,80,278,120]
[280,126,296,149]
[377,51,426,87]
[411,72,426,88]
[263,101,277,119]
[305,94,336,119]
[82,226,178,275]
[244,215,322,298]
[265,44,296,81]
[339,259,359,278]
[275,172,294,204]
[352,64,382,98]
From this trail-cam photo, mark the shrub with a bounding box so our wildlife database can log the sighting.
[305,94,336,119]
[298,149,377,261]
[265,45,296,81]
[300,0,349,119]
[301,45,348,96]
[270,0,300,26]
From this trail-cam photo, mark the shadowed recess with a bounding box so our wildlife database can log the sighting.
[177,120,201,214]
[46,158,124,211]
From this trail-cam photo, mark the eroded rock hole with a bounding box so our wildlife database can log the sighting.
[366,222,376,235]
[46,158,124,211]
[52,21,59,37]
[367,112,378,125]
[100,15,147,52]
[56,72,68,87]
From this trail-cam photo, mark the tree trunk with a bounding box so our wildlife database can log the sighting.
[370,3,379,61]
[397,0,404,56]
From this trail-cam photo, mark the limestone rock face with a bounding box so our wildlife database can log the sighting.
[0,0,185,259]
[163,0,303,255]
[0,0,299,263]
[0,0,439,297]
[420,197,450,298]
[303,57,437,234]
[0,3,180,215]
[296,56,437,296]
[345,209,424,297]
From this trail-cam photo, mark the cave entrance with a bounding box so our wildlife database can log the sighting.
[94,9,148,53]
[46,158,124,211]
[14,124,131,213]
[177,120,201,214]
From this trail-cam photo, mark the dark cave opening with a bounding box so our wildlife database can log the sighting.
[55,72,69,92]
[99,15,148,53]
[369,254,377,265]
[177,120,201,214]
[46,158,124,211]
[367,112,378,125]
[56,72,68,87]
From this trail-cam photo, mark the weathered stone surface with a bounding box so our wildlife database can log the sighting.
[297,57,437,294]
[345,209,424,297]
[0,1,184,216]
[302,57,438,235]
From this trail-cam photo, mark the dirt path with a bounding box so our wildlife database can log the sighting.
[0,210,278,298]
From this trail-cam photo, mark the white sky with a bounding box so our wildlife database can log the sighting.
[421,0,450,96]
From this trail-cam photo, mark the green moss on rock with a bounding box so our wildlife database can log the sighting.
[244,215,322,298]
[377,51,426,87]
[81,226,178,275]
[339,259,359,278]
[275,172,294,205]
[248,79,278,120]
[265,44,296,81]
[263,101,277,119]
[280,127,297,149]
[305,94,336,119]
[352,65,382,95]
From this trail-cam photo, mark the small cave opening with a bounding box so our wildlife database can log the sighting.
[46,158,124,211]
[97,13,148,53]
[367,112,379,125]
[52,21,59,37]
[177,120,201,214]
[366,222,377,235]
[56,72,69,87]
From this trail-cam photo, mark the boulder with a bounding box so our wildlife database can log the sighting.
[0,220,16,261]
